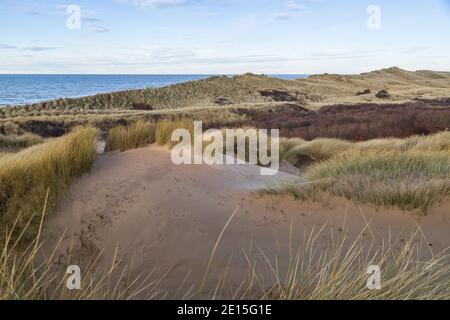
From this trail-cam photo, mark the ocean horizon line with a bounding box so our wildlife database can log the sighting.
[0,73,310,76]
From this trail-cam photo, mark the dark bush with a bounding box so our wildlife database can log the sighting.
[224,100,450,141]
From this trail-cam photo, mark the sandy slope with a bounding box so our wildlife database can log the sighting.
[42,146,450,298]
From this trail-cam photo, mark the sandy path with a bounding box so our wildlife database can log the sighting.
[42,146,450,298]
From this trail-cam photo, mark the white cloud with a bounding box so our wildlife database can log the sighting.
[286,1,303,10]
[2,44,450,74]
[115,0,194,9]
[274,1,306,20]
[22,46,57,52]
[273,11,304,20]
[89,25,111,33]
[0,44,17,49]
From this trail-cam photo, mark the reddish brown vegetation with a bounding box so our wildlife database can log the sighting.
[259,89,299,102]
[131,103,154,110]
[217,100,450,141]
[2,100,449,141]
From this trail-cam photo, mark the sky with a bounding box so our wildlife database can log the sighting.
[0,0,449,74]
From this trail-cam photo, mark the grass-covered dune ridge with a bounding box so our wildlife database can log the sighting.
[1,67,449,116]
[1,67,449,141]
[266,132,450,213]
[0,126,98,243]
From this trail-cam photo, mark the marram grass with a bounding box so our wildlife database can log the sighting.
[105,120,155,152]
[0,132,43,149]
[1,212,449,300]
[155,118,194,148]
[0,208,166,300]
[0,126,99,244]
[272,132,450,214]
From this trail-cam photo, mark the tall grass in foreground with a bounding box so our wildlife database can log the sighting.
[105,120,155,152]
[0,126,98,244]
[270,132,450,214]
[0,133,43,149]
[244,233,450,300]
[0,209,164,300]
[1,211,449,299]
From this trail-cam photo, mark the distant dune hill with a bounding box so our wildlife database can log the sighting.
[362,67,450,81]
[1,67,449,115]
[302,67,450,105]
[1,67,449,139]
[309,67,450,83]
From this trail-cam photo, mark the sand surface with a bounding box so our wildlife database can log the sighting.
[42,146,450,298]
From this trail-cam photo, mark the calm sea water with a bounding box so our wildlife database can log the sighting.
[0,74,307,106]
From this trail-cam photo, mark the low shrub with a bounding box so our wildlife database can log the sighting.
[0,132,44,149]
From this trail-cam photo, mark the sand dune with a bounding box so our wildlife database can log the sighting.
[42,145,450,298]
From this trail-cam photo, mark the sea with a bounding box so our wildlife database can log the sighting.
[0,74,308,106]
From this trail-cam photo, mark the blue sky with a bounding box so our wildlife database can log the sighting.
[0,0,449,74]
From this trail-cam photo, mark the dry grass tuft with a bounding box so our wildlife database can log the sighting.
[271,132,450,214]
[105,120,155,152]
[240,230,450,300]
[0,132,44,149]
[0,209,166,300]
[156,119,194,148]
[2,211,449,300]
[0,126,99,243]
